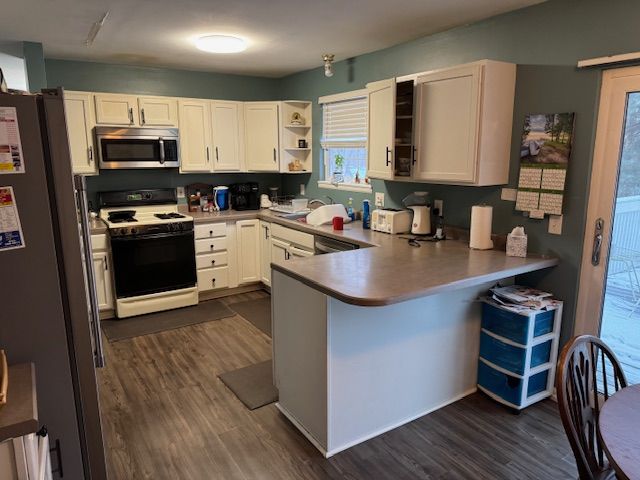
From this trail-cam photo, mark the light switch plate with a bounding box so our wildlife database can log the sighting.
[501,188,517,202]
[176,186,185,198]
[375,192,385,207]
[548,215,563,235]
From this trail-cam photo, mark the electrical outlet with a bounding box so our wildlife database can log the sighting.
[300,184,306,196]
[501,188,517,202]
[434,199,443,217]
[548,215,563,235]
[375,192,385,207]
[176,186,185,198]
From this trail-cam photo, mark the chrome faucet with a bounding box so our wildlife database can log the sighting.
[308,196,335,207]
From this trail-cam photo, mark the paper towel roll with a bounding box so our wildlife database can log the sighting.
[469,205,494,250]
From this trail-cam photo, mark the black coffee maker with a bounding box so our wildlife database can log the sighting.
[230,182,260,210]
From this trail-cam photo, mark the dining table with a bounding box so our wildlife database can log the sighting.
[599,383,640,480]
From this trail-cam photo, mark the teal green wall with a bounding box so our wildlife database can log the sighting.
[278,0,636,343]
[45,59,282,205]
[23,42,47,92]
[46,59,280,100]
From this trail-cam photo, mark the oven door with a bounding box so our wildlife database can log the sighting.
[97,130,179,169]
[110,230,196,298]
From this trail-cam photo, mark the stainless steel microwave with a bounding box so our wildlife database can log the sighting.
[95,127,180,169]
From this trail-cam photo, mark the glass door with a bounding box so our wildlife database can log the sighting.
[577,66,640,384]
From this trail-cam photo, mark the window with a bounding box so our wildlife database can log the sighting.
[319,90,371,192]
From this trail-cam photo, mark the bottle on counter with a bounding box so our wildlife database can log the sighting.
[347,197,355,221]
[362,199,371,229]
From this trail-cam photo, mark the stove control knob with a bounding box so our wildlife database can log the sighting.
[178,223,184,231]
[120,228,126,235]
[131,228,137,235]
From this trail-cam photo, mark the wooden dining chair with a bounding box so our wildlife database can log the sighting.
[556,335,628,480]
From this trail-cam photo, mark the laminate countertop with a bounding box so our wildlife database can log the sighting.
[94,207,559,305]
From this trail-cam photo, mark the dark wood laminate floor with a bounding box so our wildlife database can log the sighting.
[97,290,577,480]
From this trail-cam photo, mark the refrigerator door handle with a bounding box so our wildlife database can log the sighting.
[74,175,106,368]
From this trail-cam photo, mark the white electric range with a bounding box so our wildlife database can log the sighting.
[98,189,198,318]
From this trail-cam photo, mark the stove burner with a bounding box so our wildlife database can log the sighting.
[107,210,137,223]
[109,217,138,224]
[154,213,186,219]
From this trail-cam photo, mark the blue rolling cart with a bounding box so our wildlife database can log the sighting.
[477,297,563,410]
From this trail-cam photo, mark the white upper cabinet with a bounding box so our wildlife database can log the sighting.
[211,101,244,171]
[178,100,212,172]
[413,60,516,185]
[64,92,97,175]
[138,96,178,127]
[244,102,280,171]
[94,93,138,126]
[236,219,261,284]
[366,78,396,180]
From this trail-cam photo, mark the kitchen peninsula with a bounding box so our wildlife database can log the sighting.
[268,221,558,457]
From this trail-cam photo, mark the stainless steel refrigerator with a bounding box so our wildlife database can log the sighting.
[0,89,107,479]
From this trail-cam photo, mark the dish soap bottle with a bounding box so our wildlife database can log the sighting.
[362,199,371,229]
[347,197,355,221]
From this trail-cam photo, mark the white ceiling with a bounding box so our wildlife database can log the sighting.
[1,0,544,78]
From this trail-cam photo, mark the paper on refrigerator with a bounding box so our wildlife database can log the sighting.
[0,106,25,174]
[0,186,25,250]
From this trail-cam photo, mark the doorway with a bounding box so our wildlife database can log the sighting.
[577,66,640,383]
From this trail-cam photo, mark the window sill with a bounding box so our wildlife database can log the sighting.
[317,180,372,193]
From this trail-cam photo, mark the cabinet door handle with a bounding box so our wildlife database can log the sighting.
[273,148,277,162]
[209,230,213,236]
[88,146,94,162]
[285,250,290,260]
[210,244,214,250]
[211,259,216,265]
[104,259,108,271]
[386,147,391,166]
[128,107,134,124]
[206,147,210,162]
[215,147,219,162]
[212,278,216,285]
[264,228,269,240]
[141,108,146,125]
[412,147,417,165]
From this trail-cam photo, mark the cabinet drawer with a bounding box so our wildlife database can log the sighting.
[481,302,555,345]
[91,234,108,251]
[196,251,228,269]
[271,223,314,250]
[195,222,227,239]
[197,266,229,292]
[195,237,227,254]
[477,361,549,407]
[479,332,552,375]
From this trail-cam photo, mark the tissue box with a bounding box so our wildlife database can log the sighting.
[507,233,527,257]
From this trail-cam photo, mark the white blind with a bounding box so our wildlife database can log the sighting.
[321,95,368,148]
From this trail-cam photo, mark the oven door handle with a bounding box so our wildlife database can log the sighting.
[111,230,194,242]
[159,137,165,164]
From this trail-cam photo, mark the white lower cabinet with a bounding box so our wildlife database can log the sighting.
[197,265,230,292]
[90,234,114,312]
[260,221,272,286]
[236,219,261,285]
[270,224,315,264]
[194,221,233,292]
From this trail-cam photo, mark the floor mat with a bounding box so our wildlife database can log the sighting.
[102,299,234,342]
[218,360,278,410]
[229,297,271,337]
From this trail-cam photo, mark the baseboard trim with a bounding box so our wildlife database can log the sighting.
[199,283,264,302]
[275,402,328,457]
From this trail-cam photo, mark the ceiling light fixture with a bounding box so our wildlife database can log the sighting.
[195,35,247,54]
[322,54,335,77]
[85,11,110,46]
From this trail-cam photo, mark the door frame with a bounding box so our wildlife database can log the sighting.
[575,66,640,335]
